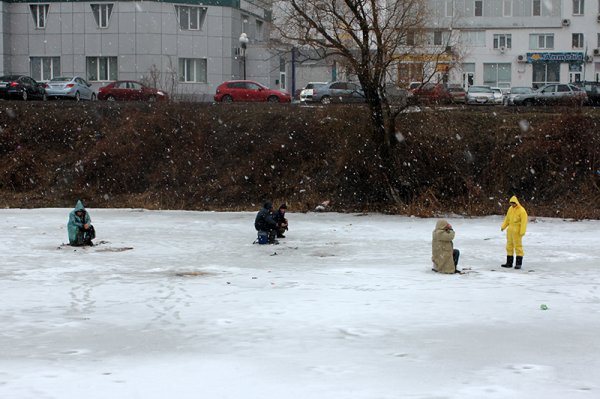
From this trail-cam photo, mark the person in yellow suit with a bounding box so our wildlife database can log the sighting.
[500,196,528,269]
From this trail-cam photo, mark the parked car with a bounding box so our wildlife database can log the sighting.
[573,81,600,105]
[0,75,47,101]
[411,83,452,104]
[311,81,365,104]
[214,80,290,103]
[512,83,587,106]
[466,86,495,105]
[45,76,96,101]
[98,80,168,101]
[299,82,327,103]
[491,87,505,104]
[447,86,466,103]
[503,87,534,105]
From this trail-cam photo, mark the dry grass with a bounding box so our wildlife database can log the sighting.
[0,101,598,218]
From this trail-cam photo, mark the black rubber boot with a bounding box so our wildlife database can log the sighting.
[515,256,523,269]
[501,256,514,268]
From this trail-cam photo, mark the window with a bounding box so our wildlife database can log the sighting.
[175,6,207,30]
[91,4,113,28]
[30,57,60,81]
[503,0,512,16]
[529,34,554,49]
[572,33,584,48]
[533,0,541,16]
[433,31,443,46]
[462,31,485,47]
[178,58,207,83]
[406,31,415,46]
[573,0,584,15]
[256,20,264,41]
[474,0,483,16]
[493,34,512,49]
[532,62,560,88]
[483,63,512,88]
[445,0,454,17]
[86,57,118,81]
[241,14,249,35]
[398,63,424,84]
[30,4,49,29]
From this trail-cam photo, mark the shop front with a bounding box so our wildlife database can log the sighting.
[527,52,584,88]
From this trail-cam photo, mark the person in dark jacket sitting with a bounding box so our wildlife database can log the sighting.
[254,201,278,244]
[273,203,288,238]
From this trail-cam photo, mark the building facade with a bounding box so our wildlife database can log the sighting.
[427,0,600,89]
[0,0,276,100]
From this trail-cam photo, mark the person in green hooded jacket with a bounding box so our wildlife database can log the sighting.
[67,200,95,246]
[500,196,528,269]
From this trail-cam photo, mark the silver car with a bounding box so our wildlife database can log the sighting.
[503,87,534,105]
[299,82,327,103]
[466,86,495,105]
[45,76,96,101]
[311,81,365,104]
[512,84,587,106]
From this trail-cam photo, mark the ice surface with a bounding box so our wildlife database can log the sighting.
[1,209,599,398]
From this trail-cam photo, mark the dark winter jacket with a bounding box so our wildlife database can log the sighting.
[255,203,277,231]
[273,209,287,227]
[67,200,91,244]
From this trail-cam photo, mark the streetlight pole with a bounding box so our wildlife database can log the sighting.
[239,33,249,80]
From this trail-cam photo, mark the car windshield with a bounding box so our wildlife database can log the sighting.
[447,87,464,93]
[50,77,73,82]
[469,86,493,93]
[306,83,325,89]
[511,87,533,94]
[0,75,20,81]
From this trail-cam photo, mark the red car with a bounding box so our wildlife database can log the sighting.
[411,83,452,104]
[214,80,291,103]
[98,80,168,102]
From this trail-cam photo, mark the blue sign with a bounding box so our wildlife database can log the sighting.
[527,52,585,63]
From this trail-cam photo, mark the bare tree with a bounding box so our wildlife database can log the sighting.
[274,0,460,200]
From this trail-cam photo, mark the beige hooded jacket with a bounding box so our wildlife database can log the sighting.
[432,219,456,274]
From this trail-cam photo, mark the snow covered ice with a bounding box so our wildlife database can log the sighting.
[1,208,599,398]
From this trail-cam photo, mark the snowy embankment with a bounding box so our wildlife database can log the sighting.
[1,209,599,399]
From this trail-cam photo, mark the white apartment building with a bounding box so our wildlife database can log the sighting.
[418,0,600,89]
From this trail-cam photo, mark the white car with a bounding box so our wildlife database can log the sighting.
[299,82,327,103]
[491,87,505,104]
[466,85,495,104]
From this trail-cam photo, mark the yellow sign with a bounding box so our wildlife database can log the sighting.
[394,54,453,62]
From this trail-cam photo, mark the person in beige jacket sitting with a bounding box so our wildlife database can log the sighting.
[432,219,460,274]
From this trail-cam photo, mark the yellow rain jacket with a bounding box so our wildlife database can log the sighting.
[432,219,456,274]
[501,196,528,256]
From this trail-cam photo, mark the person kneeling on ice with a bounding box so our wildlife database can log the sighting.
[67,200,96,246]
[500,195,528,269]
[254,201,278,244]
[273,203,289,238]
[431,219,460,274]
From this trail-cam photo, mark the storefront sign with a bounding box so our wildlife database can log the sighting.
[527,52,585,63]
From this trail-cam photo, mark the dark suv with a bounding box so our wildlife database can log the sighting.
[574,81,600,105]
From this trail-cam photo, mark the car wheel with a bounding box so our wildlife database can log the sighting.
[320,96,331,105]
[75,92,81,102]
[22,91,28,101]
[523,99,534,107]
[148,96,157,102]
[267,96,280,103]
[107,95,116,102]
[221,95,233,103]
[42,93,48,102]
[91,93,97,101]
